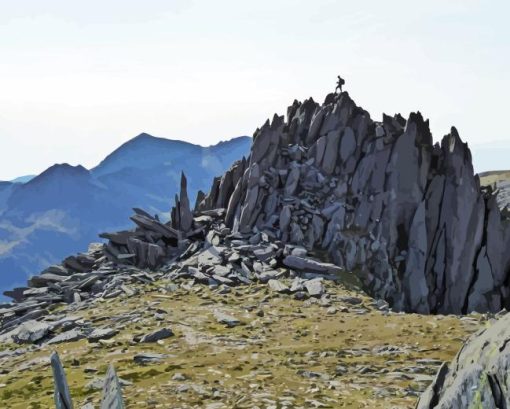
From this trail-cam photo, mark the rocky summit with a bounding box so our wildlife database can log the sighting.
[1,88,510,408]
[196,92,510,315]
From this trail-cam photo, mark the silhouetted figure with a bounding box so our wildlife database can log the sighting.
[335,75,345,93]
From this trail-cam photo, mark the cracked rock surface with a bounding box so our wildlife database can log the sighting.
[417,311,510,409]
[196,92,510,315]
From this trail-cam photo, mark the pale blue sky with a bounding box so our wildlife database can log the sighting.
[0,0,508,179]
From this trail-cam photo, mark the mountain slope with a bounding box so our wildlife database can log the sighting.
[9,175,36,184]
[0,134,251,295]
[0,182,14,214]
[92,133,202,176]
[0,87,508,408]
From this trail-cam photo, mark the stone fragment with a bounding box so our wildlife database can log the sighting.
[51,352,74,409]
[290,278,305,292]
[47,329,84,345]
[304,279,324,297]
[279,206,292,232]
[129,214,178,238]
[268,279,289,293]
[139,328,174,343]
[29,273,68,287]
[198,247,225,266]
[100,364,125,409]
[283,255,342,275]
[214,311,240,327]
[253,247,276,262]
[23,287,49,296]
[290,223,304,243]
[88,328,119,342]
[338,296,362,305]
[257,270,280,283]
[13,320,51,344]
[133,353,168,365]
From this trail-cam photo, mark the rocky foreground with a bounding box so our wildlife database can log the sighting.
[0,267,486,408]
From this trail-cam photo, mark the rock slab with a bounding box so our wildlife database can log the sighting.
[51,352,74,409]
[417,312,510,409]
[100,364,125,409]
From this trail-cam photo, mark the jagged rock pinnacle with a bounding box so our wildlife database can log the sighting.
[196,88,510,315]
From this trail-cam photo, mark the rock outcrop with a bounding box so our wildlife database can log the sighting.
[2,88,510,319]
[197,92,510,314]
[416,311,510,409]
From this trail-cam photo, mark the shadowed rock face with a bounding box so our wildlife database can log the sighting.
[197,91,510,314]
[416,312,510,409]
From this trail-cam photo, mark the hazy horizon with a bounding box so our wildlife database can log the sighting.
[2,132,508,182]
[0,0,509,179]
[0,133,251,181]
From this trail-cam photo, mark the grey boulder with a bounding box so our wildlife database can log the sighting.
[268,279,289,293]
[214,311,240,328]
[133,353,168,365]
[304,278,324,297]
[13,320,51,344]
[88,328,119,342]
[139,328,174,343]
[417,312,510,409]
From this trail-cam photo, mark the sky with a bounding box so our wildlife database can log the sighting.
[0,0,509,180]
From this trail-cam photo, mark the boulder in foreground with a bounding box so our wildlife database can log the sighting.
[417,311,510,409]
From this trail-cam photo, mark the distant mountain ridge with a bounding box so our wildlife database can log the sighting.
[9,175,36,184]
[0,134,251,295]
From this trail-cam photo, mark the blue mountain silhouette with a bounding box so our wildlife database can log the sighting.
[0,134,250,295]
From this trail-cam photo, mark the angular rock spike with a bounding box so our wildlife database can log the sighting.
[194,190,206,212]
[179,172,193,232]
[100,364,125,409]
[50,352,74,409]
[171,194,180,230]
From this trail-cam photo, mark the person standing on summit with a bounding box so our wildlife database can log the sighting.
[336,75,345,93]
